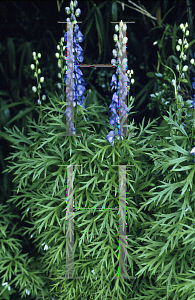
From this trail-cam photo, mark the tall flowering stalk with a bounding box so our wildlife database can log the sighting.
[63,0,88,135]
[107,21,134,146]
[30,52,46,128]
[189,53,195,145]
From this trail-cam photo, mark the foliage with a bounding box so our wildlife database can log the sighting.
[2,0,195,299]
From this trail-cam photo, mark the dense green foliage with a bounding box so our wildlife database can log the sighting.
[1,1,195,299]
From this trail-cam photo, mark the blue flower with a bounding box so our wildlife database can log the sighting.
[107,131,116,146]
[191,98,195,108]
[64,2,89,129]
[189,75,195,108]
[107,47,130,146]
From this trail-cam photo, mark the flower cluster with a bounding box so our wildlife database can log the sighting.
[91,269,97,280]
[107,21,134,146]
[31,52,46,105]
[63,0,88,135]
[173,22,190,92]
[55,37,67,95]
[189,52,195,108]
[2,281,31,296]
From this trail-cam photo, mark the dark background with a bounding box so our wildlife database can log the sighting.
[1,0,195,210]
[0,1,195,298]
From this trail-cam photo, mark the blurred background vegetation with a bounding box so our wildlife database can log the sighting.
[0,0,195,298]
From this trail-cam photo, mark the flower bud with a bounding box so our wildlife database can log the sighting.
[115,24,119,32]
[38,53,41,58]
[55,53,60,59]
[32,86,37,92]
[75,8,81,17]
[26,289,30,295]
[38,68,41,74]
[183,65,188,71]
[40,77,44,83]
[65,7,71,14]
[42,95,46,100]
[111,59,117,65]
[119,20,123,28]
[122,58,127,65]
[186,30,189,36]
[176,64,179,71]
[74,0,78,7]
[112,49,117,57]
[70,1,74,12]
[115,41,119,49]
[190,58,195,64]
[30,64,35,70]
[122,37,128,44]
[176,45,180,51]
[113,34,118,42]
[122,45,126,53]
[171,79,176,85]
[178,39,182,45]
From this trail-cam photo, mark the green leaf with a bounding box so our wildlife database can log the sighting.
[84,15,94,37]
[180,78,188,84]
[146,72,155,78]
[94,7,105,53]
[7,38,16,76]
[181,168,195,197]
[183,70,193,90]
[172,22,177,53]
[135,79,155,109]
[18,42,27,89]
[111,1,117,22]
[160,4,176,24]
[6,107,34,125]
[0,90,9,96]
[158,24,170,48]
[187,38,195,49]
[0,101,23,111]
[155,73,163,77]
[81,6,96,27]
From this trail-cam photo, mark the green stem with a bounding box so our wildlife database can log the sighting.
[191,109,195,145]
[118,129,119,165]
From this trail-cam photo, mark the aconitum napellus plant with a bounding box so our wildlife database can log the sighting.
[63,0,89,135]
[5,0,195,299]
[107,21,134,146]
